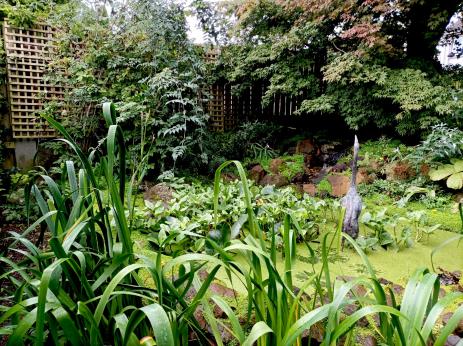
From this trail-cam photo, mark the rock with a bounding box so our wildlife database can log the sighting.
[343,304,358,316]
[260,174,289,187]
[355,334,377,346]
[143,183,174,206]
[292,286,311,301]
[320,143,335,154]
[208,322,234,344]
[303,184,317,196]
[455,193,463,203]
[249,164,265,183]
[303,322,324,343]
[291,172,306,184]
[351,284,368,297]
[287,146,297,155]
[327,175,350,197]
[378,277,393,285]
[332,162,348,173]
[194,307,208,329]
[439,268,461,285]
[358,168,374,184]
[445,334,462,346]
[358,313,380,328]
[296,139,315,155]
[221,172,238,182]
[269,158,284,174]
[337,275,355,282]
[209,283,237,299]
[391,284,404,295]
[386,284,404,306]
[442,312,463,335]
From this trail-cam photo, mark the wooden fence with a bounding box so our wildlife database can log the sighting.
[208,81,305,131]
[3,23,304,138]
[207,50,305,131]
[3,22,63,139]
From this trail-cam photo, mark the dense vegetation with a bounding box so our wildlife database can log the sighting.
[1,1,463,345]
[199,0,463,135]
[1,105,463,345]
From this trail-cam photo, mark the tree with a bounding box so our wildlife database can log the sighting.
[213,0,463,135]
[45,0,209,175]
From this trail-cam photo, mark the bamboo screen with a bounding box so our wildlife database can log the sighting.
[3,22,62,139]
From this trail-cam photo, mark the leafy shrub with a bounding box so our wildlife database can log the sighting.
[278,155,304,180]
[0,103,221,345]
[408,124,463,166]
[358,179,407,199]
[46,1,208,175]
[199,121,282,174]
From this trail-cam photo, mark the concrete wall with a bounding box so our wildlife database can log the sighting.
[14,140,37,169]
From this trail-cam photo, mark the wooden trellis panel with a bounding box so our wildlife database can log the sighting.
[4,22,62,139]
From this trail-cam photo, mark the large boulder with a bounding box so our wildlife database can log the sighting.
[303,183,317,196]
[269,158,284,174]
[249,164,265,183]
[260,174,289,187]
[327,175,350,197]
[296,139,316,155]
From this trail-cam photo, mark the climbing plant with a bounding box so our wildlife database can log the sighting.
[45,0,209,175]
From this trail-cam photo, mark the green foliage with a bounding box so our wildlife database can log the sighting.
[2,106,462,345]
[359,138,410,163]
[215,1,463,135]
[1,172,39,222]
[199,121,281,174]
[278,155,304,180]
[317,178,333,196]
[0,0,63,27]
[45,0,208,175]
[360,208,441,251]
[140,180,330,252]
[429,159,463,189]
[0,103,222,345]
[408,124,463,166]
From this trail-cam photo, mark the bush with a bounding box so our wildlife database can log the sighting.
[198,121,282,174]
[408,124,463,166]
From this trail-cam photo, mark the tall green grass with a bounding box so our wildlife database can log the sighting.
[0,103,220,345]
[1,103,462,345]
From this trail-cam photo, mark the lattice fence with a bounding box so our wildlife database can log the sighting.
[4,22,62,139]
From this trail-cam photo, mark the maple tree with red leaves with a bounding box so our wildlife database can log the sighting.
[199,0,463,135]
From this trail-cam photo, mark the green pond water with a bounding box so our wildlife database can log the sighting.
[133,229,463,293]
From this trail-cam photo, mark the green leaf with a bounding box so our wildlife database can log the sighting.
[452,159,463,172]
[140,304,175,346]
[428,164,455,181]
[447,172,463,189]
[242,321,273,346]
